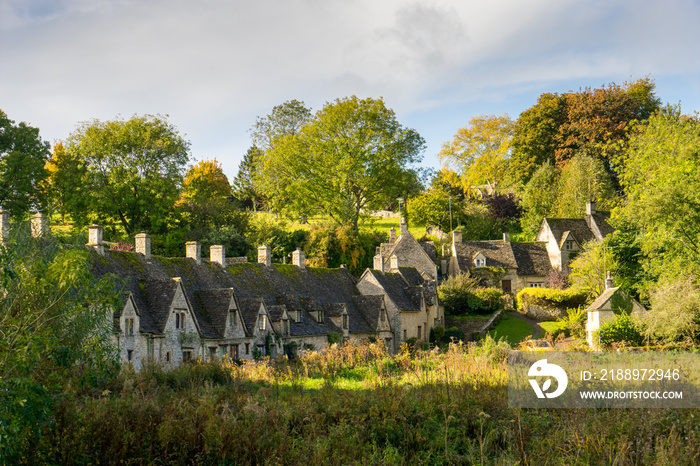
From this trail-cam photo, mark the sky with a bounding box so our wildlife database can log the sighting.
[2,0,700,180]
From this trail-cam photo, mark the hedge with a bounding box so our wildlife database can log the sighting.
[516,287,589,313]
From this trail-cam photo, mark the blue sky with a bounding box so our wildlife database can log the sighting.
[1,0,699,180]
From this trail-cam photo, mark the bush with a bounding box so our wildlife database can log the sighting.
[437,273,479,315]
[597,314,645,347]
[516,287,589,312]
[443,327,465,343]
[467,288,504,315]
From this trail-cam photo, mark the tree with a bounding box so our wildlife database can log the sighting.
[510,78,661,185]
[257,96,425,231]
[554,153,616,218]
[438,114,514,190]
[644,276,700,343]
[519,161,558,239]
[615,107,700,282]
[0,110,51,215]
[62,114,190,235]
[250,99,312,152]
[568,240,616,297]
[231,146,265,211]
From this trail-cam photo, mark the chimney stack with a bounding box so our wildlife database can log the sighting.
[400,218,408,235]
[586,200,596,216]
[389,227,397,243]
[292,247,305,268]
[374,253,385,272]
[503,232,510,243]
[605,270,614,290]
[31,212,48,238]
[186,241,201,265]
[0,209,9,245]
[452,230,462,244]
[210,245,225,267]
[258,244,271,266]
[87,225,104,255]
[390,254,399,271]
[135,232,151,259]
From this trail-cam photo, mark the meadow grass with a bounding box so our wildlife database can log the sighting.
[488,314,535,345]
[25,339,700,465]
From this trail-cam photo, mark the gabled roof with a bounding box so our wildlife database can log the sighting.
[136,278,181,335]
[542,212,613,247]
[362,269,421,312]
[188,288,235,339]
[351,295,387,333]
[453,240,517,273]
[237,297,265,336]
[509,242,553,277]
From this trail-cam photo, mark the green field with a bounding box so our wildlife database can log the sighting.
[488,313,535,345]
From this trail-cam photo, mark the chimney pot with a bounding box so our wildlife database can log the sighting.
[452,230,462,244]
[373,254,385,272]
[586,200,596,216]
[400,218,408,235]
[389,227,397,243]
[605,270,614,290]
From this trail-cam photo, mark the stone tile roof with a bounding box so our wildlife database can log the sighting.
[545,218,598,246]
[188,288,234,339]
[237,297,264,336]
[366,270,421,312]
[351,295,386,333]
[509,242,553,277]
[453,241,517,273]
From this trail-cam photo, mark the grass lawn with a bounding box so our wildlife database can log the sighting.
[488,313,534,345]
[539,321,563,336]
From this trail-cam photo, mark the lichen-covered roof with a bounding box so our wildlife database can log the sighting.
[351,295,386,333]
[237,297,264,336]
[364,270,421,312]
[188,288,234,339]
[510,242,553,277]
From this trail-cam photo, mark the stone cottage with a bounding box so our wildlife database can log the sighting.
[373,219,438,281]
[535,200,614,273]
[448,231,553,293]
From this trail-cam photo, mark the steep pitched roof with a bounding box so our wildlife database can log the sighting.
[188,288,234,339]
[351,295,386,333]
[510,242,553,277]
[363,270,421,312]
[237,297,265,336]
[453,240,517,273]
[544,218,598,246]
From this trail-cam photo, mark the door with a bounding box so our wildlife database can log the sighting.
[501,279,512,293]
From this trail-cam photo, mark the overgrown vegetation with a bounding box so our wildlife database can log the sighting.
[516,287,589,313]
[437,273,503,316]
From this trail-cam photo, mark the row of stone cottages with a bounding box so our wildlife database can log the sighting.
[2,200,615,367]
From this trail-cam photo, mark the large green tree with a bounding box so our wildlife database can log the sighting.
[231,146,265,211]
[615,106,700,281]
[0,110,51,215]
[249,99,312,152]
[62,114,190,235]
[510,78,660,184]
[257,96,425,230]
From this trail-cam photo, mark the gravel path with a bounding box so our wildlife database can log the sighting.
[506,311,543,339]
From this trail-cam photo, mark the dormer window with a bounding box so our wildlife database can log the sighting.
[259,316,266,331]
[474,258,486,267]
[565,240,574,250]
[296,310,302,323]
[229,310,237,327]
[125,318,134,336]
[317,310,324,323]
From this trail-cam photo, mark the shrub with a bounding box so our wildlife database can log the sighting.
[516,287,589,312]
[443,326,465,343]
[437,273,479,315]
[597,314,645,347]
[467,288,504,315]
[327,332,342,344]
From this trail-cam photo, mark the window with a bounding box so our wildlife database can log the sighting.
[231,344,239,360]
[317,310,324,323]
[245,343,250,355]
[417,326,422,339]
[343,314,348,330]
[565,240,574,250]
[166,352,170,363]
[283,319,290,336]
[125,318,134,336]
[175,311,186,329]
[380,310,385,322]
[475,258,486,267]
[529,282,545,288]
[127,349,133,361]
[259,317,266,331]
[229,310,237,327]
[182,350,192,362]
[403,329,407,341]
[257,344,265,356]
[296,310,302,323]
[209,347,216,360]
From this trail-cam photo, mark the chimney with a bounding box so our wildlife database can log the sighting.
[605,270,614,290]
[503,232,510,243]
[400,218,408,235]
[441,258,448,277]
[87,225,104,255]
[586,200,596,216]
[389,227,397,243]
[0,209,9,244]
[258,244,271,266]
[210,245,225,267]
[135,232,151,259]
[373,254,385,272]
[31,212,48,238]
[452,230,462,244]
[390,254,399,271]
[292,247,305,268]
[186,241,201,265]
